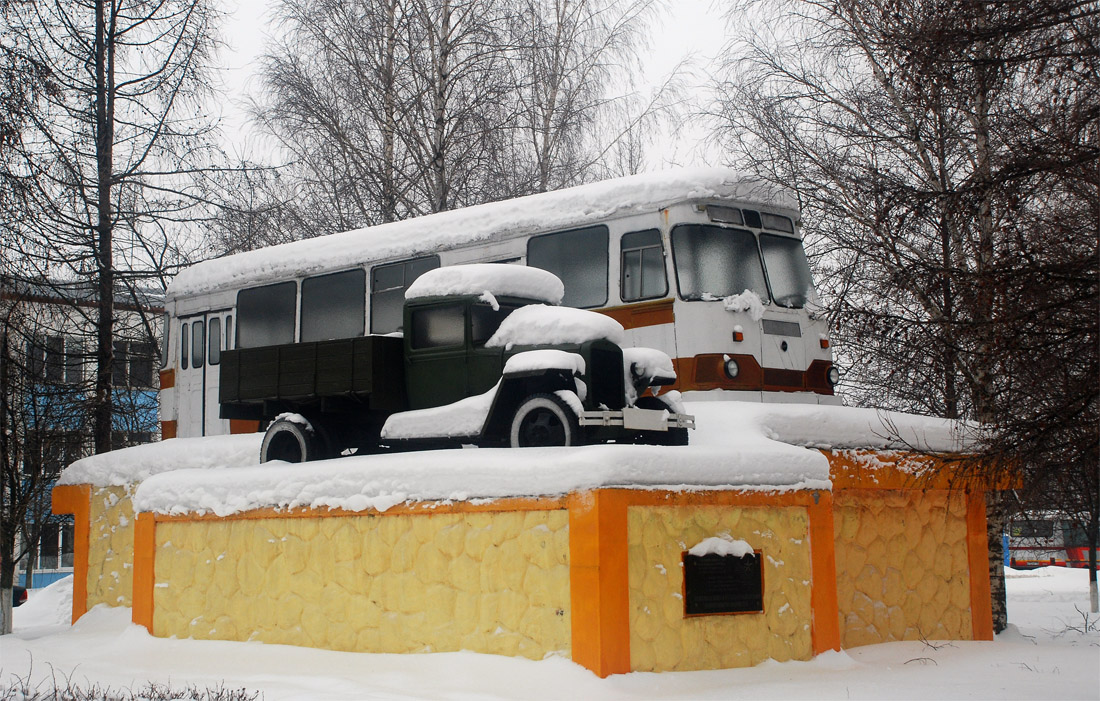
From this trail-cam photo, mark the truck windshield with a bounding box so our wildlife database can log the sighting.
[670,225,769,301]
[760,234,816,309]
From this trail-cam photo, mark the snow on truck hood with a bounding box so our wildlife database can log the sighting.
[57,401,973,517]
[486,305,625,348]
[166,168,798,299]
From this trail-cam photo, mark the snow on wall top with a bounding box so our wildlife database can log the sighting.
[486,305,625,348]
[167,168,797,300]
[57,434,264,488]
[133,440,830,518]
[405,264,564,304]
[58,401,973,515]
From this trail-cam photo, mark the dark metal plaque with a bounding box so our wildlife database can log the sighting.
[683,551,763,616]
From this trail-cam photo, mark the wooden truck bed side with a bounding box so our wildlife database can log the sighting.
[220,335,406,417]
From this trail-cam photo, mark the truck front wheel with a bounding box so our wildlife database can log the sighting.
[509,393,583,448]
[261,417,324,463]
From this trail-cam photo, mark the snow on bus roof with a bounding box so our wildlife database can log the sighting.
[405,264,564,304]
[168,168,798,299]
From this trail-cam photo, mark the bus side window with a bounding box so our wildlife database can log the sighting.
[237,281,297,348]
[370,256,440,335]
[180,322,189,370]
[192,319,205,368]
[209,317,222,365]
[159,314,170,369]
[302,269,365,342]
[620,229,667,302]
[527,226,608,308]
[225,315,233,349]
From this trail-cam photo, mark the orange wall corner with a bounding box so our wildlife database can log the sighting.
[568,489,632,677]
[808,489,841,654]
[966,490,995,641]
[52,484,91,624]
[131,512,157,634]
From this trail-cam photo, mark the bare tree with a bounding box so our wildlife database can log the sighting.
[244,0,668,250]
[709,0,1099,624]
[4,0,224,455]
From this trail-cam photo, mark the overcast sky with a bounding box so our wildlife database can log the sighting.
[212,0,729,167]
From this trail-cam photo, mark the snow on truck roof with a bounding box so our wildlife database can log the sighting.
[405,264,564,304]
[168,168,799,299]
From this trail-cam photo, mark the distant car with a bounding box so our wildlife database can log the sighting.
[12,585,27,607]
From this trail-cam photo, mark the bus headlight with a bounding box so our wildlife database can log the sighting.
[724,358,740,379]
[827,366,840,386]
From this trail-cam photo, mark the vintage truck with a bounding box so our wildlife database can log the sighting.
[218,265,694,462]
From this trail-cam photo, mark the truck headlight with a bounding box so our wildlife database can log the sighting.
[724,358,740,379]
[827,367,840,386]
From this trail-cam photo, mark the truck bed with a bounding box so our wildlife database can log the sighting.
[220,335,406,418]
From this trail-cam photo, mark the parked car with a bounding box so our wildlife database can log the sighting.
[12,585,28,607]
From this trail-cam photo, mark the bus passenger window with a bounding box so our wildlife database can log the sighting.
[302,269,365,342]
[370,256,440,335]
[208,317,222,365]
[225,316,233,349]
[410,304,465,349]
[236,281,297,348]
[621,229,667,302]
[191,319,205,368]
[159,314,170,369]
[180,323,189,370]
[527,226,608,308]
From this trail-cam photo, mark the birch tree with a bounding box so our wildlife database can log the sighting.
[710,0,1099,624]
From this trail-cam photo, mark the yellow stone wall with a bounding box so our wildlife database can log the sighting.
[626,505,813,672]
[86,486,136,608]
[152,509,570,659]
[833,489,972,647]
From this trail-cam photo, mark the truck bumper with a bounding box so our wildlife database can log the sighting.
[578,407,695,431]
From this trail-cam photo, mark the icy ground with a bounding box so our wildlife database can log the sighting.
[2,568,1097,700]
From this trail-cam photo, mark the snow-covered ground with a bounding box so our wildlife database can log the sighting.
[2,568,1097,700]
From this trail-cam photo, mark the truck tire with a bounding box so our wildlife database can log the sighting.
[261,417,324,463]
[509,393,584,448]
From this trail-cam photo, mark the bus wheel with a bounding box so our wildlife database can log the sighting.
[509,393,583,448]
[261,417,323,463]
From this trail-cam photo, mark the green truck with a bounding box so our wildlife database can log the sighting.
[218,265,694,462]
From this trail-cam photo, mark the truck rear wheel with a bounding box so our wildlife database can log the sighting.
[261,417,324,463]
[509,393,583,448]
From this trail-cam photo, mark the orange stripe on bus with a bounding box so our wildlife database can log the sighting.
[596,298,675,330]
[158,368,174,389]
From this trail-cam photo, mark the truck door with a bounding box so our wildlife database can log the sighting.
[405,303,468,409]
[468,301,513,396]
[176,310,233,437]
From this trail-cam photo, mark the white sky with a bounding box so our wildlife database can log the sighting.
[212,0,730,166]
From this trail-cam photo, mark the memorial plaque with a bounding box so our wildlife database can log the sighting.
[682,551,763,616]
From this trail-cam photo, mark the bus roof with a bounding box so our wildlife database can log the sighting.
[169,168,798,300]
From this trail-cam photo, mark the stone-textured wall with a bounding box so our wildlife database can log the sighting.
[87,486,135,608]
[152,509,570,659]
[833,489,971,647]
[626,505,813,672]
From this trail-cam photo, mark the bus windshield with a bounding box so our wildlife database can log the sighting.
[671,225,769,301]
[760,234,816,309]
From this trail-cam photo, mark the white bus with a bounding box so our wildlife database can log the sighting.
[159,168,839,439]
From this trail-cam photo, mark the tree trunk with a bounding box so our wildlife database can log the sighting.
[986,491,1008,633]
[93,0,116,455]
